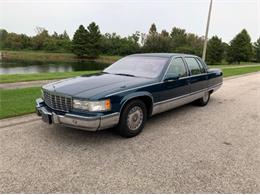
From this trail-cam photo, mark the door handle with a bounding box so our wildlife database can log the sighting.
[166,79,174,82]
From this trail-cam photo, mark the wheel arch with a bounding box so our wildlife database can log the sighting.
[120,92,154,118]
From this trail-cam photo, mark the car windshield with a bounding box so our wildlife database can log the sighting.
[104,56,169,78]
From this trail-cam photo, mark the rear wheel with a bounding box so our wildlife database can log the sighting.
[117,99,147,138]
[196,91,210,106]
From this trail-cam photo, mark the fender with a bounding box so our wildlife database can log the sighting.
[119,91,154,113]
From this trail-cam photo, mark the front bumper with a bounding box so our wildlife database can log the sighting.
[36,98,120,131]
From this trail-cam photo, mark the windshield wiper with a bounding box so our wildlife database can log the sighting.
[114,73,136,77]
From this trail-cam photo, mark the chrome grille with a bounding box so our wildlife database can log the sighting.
[43,90,72,112]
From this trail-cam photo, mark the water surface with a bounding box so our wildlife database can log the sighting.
[0,59,110,74]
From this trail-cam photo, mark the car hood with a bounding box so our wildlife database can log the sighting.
[42,73,155,99]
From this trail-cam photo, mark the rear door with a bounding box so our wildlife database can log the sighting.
[184,57,208,93]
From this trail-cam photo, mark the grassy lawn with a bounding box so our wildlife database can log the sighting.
[210,64,260,69]
[0,87,41,119]
[0,70,99,83]
[1,50,121,64]
[222,66,260,77]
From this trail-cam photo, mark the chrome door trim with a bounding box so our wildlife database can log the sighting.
[151,82,222,115]
[152,89,206,115]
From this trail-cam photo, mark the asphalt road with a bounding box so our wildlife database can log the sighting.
[0,73,260,193]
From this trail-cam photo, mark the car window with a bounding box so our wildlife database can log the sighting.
[185,57,203,75]
[104,56,169,78]
[195,58,206,73]
[164,57,187,79]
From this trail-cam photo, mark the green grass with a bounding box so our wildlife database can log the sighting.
[0,71,99,83]
[209,64,260,69]
[0,87,41,119]
[222,66,260,77]
[1,50,121,64]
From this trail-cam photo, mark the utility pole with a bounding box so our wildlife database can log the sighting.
[202,0,213,61]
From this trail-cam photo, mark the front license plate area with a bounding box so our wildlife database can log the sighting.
[42,113,52,124]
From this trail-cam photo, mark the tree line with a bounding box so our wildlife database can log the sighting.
[0,22,259,64]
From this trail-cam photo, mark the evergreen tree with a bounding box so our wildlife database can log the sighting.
[161,30,169,37]
[227,29,252,64]
[170,27,187,50]
[149,23,157,35]
[85,22,101,57]
[143,23,160,52]
[206,36,224,64]
[72,25,88,57]
[253,37,260,62]
[62,30,70,40]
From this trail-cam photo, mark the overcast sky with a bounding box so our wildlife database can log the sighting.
[0,0,259,43]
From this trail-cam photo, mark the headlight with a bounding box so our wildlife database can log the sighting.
[73,99,111,111]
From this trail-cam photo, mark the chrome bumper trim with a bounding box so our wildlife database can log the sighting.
[36,98,119,131]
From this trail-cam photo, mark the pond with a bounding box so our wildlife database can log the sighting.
[0,59,110,74]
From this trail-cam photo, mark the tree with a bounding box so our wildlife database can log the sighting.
[0,29,8,49]
[174,33,203,56]
[157,30,171,52]
[31,28,50,50]
[222,42,229,62]
[170,27,187,50]
[100,32,140,55]
[72,25,88,57]
[143,23,161,52]
[253,37,260,62]
[143,29,171,53]
[149,23,157,35]
[227,29,253,64]
[206,36,224,64]
[161,30,169,37]
[85,22,102,57]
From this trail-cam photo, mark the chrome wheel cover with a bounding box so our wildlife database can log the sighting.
[127,106,143,131]
[203,91,209,102]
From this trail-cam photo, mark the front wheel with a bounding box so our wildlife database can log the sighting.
[117,99,147,138]
[196,91,210,106]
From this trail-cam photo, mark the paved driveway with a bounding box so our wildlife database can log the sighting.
[0,73,259,193]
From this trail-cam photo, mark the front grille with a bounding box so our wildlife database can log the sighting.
[43,90,72,112]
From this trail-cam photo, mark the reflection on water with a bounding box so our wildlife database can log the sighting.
[0,59,110,74]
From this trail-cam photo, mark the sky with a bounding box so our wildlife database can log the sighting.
[0,0,259,43]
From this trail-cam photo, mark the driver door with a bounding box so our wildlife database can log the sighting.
[159,57,190,102]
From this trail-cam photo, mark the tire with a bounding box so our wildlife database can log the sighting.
[117,99,147,138]
[196,91,210,106]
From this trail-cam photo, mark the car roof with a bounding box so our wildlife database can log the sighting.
[130,53,199,58]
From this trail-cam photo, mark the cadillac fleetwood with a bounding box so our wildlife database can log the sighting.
[36,53,223,137]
